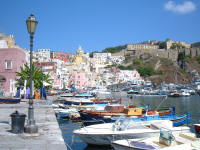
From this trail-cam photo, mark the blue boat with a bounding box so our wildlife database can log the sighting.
[0,97,21,104]
[80,111,190,127]
[56,108,78,119]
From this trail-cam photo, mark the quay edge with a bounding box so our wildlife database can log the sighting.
[0,98,67,150]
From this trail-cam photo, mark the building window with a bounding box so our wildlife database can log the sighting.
[5,60,12,69]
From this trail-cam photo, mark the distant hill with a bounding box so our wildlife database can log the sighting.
[102,45,126,53]
[119,54,200,85]
[96,42,200,84]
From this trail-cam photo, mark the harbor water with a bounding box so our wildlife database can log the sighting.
[57,92,200,150]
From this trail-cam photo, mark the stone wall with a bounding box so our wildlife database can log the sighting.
[124,48,178,61]
[112,42,200,62]
[123,46,200,62]
[178,48,200,57]
[191,42,200,48]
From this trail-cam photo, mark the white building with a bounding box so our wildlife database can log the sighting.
[34,49,51,62]
[109,56,125,65]
[0,39,8,48]
[93,53,111,63]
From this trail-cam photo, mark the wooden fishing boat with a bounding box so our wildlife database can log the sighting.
[80,106,146,120]
[0,97,21,104]
[80,105,190,127]
[156,107,175,116]
[80,106,175,121]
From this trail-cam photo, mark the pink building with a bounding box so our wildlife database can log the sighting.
[70,72,89,89]
[0,48,26,96]
[116,69,143,84]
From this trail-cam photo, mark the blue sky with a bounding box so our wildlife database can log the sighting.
[0,0,199,53]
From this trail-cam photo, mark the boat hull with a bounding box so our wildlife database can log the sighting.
[112,142,134,150]
[80,108,189,127]
[0,98,21,104]
[194,124,200,133]
[64,99,121,105]
[74,127,190,146]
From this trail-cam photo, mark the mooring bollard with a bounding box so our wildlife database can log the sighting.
[10,111,26,134]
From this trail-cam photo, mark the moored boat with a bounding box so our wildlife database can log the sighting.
[73,117,191,146]
[111,131,200,150]
[0,97,21,104]
[80,108,190,127]
[80,106,175,122]
[168,92,181,97]
[63,97,121,105]
[194,124,200,134]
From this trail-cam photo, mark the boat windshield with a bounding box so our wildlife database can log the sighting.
[112,116,147,131]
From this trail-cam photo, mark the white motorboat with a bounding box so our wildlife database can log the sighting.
[180,91,191,97]
[112,131,200,150]
[73,117,191,146]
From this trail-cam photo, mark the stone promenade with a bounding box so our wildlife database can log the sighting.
[0,99,67,150]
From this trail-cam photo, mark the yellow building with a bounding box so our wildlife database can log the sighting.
[75,45,84,65]
[0,33,19,48]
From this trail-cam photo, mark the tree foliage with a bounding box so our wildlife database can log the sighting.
[133,59,143,65]
[159,42,166,49]
[102,47,119,53]
[89,51,98,58]
[170,43,185,49]
[138,66,155,77]
[16,64,52,90]
[178,52,191,62]
[196,56,200,64]
[118,65,134,70]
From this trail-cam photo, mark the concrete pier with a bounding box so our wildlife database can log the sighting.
[0,99,67,150]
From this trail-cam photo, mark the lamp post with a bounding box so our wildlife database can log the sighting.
[24,14,38,133]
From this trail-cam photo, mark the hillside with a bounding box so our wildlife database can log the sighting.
[121,55,200,85]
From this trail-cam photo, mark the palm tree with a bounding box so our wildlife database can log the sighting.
[16,64,52,90]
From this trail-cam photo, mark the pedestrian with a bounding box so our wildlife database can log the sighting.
[21,87,25,99]
[43,88,47,100]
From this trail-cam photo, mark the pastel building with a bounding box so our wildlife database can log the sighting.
[50,51,73,63]
[116,69,143,84]
[70,72,89,89]
[0,48,26,96]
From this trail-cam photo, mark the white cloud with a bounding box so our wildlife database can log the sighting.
[164,1,196,14]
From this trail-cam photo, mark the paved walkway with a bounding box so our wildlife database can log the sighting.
[0,99,66,150]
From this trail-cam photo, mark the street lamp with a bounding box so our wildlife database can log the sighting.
[24,14,38,133]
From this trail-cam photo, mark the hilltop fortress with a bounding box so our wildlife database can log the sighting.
[113,39,200,62]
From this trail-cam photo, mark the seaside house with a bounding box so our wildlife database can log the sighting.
[70,72,89,89]
[0,48,26,96]
[0,33,27,96]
